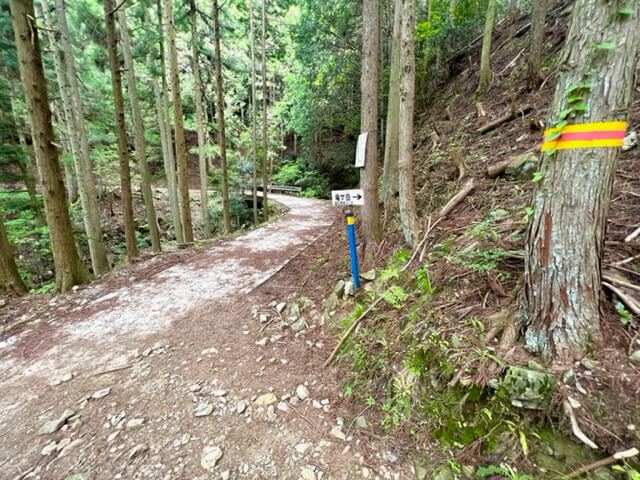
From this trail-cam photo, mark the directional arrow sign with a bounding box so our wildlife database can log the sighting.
[331,189,364,206]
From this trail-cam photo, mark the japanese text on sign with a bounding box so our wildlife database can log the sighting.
[331,189,364,206]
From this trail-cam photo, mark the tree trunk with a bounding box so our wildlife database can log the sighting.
[118,6,162,253]
[165,0,194,243]
[212,0,231,234]
[103,0,138,260]
[249,0,259,224]
[261,0,269,222]
[38,0,77,206]
[54,0,109,275]
[527,0,547,89]
[50,96,79,204]
[398,0,419,246]
[520,0,640,360]
[449,0,457,18]
[360,0,382,260]
[9,0,89,292]
[477,0,497,94]
[0,209,27,296]
[153,0,183,243]
[60,148,78,203]
[188,0,210,237]
[383,0,401,214]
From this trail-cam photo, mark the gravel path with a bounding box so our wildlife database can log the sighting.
[0,195,411,480]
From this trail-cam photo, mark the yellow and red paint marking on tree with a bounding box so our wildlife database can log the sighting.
[541,121,628,153]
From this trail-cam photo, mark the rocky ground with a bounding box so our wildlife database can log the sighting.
[0,195,412,480]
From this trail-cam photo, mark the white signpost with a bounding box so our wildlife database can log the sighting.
[355,132,368,168]
[332,189,364,206]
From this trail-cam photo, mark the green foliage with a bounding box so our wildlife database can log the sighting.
[1,191,53,288]
[615,301,632,326]
[612,464,640,479]
[381,285,409,309]
[414,267,433,294]
[271,158,331,198]
[469,209,509,241]
[449,248,515,272]
[415,0,494,97]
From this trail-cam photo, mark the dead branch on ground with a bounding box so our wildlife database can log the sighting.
[439,178,476,217]
[477,104,533,135]
[603,281,640,316]
[624,225,640,243]
[564,448,639,479]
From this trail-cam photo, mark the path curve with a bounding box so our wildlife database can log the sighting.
[0,194,334,383]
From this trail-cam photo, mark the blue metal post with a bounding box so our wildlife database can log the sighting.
[344,208,361,290]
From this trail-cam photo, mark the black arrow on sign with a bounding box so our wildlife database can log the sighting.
[355,194,362,200]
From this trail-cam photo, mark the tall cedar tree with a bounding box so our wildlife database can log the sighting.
[213,0,231,233]
[520,0,640,360]
[398,0,418,246]
[103,0,138,259]
[383,0,401,213]
[360,0,382,259]
[0,209,27,295]
[55,0,109,275]
[249,0,259,224]
[188,0,211,237]
[260,0,269,221]
[527,0,547,88]
[9,0,89,292]
[152,0,183,243]
[118,6,162,253]
[477,0,497,93]
[38,0,79,206]
[165,0,194,243]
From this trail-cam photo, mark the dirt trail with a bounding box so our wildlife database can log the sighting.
[0,195,411,480]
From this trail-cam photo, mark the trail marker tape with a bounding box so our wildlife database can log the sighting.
[541,121,628,153]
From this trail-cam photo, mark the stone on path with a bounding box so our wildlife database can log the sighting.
[91,387,111,400]
[58,439,83,457]
[126,418,145,430]
[344,281,356,297]
[360,270,376,281]
[38,409,76,435]
[330,426,346,441]
[63,474,89,480]
[296,384,310,401]
[301,467,316,480]
[295,443,312,455]
[194,402,214,417]
[128,444,149,461]
[41,440,57,456]
[201,445,223,472]
[236,401,247,414]
[254,393,277,406]
[50,372,74,386]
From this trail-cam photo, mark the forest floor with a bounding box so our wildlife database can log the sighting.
[0,194,412,480]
